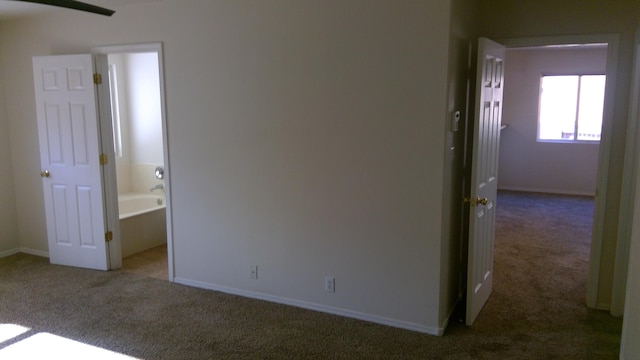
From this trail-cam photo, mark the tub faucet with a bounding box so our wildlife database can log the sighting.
[150,184,164,192]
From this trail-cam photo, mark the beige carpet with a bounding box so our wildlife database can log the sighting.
[0,191,622,359]
[121,244,168,281]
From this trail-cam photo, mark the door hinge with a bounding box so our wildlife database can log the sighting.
[93,73,102,85]
[99,154,108,165]
[105,231,113,242]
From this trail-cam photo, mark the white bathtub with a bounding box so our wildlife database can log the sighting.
[118,193,165,220]
[118,193,167,257]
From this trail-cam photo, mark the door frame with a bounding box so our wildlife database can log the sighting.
[497,34,620,310]
[92,43,174,281]
[613,30,640,317]
[95,54,120,270]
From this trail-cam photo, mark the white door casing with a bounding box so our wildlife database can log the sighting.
[466,38,505,325]
[33,54,112,270]
[93,42,172,280]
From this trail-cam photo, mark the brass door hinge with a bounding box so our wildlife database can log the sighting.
[105,231,113,242]
[93,73,102,85]
[99,154,108,165]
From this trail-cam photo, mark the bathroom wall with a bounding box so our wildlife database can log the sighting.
[110,52,164,195]
[110,53,132,194]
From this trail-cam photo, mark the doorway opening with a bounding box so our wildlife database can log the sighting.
[497,34,620,313]
[499,44,606,196]
[496,44,606,303]
[94,43,173,281]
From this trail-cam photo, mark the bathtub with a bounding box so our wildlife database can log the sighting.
[119,193,165,220]
[118,193,167,258]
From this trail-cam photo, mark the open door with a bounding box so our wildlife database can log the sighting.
[33,54,115,270]
[466,38,506,325]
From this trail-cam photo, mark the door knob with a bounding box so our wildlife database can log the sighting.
[464,196,488,206]
[40,170,50,178]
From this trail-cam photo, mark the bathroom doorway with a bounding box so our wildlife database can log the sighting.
[94,43,173,281]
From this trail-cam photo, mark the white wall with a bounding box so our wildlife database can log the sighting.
[127,52,162,165]
[0,0,452,333]
[479,0,640,313]
[111,52,164,195]
[127,52,164,194]
[110,53,132,194]
[0,47,19,256]
[499,47,606,196]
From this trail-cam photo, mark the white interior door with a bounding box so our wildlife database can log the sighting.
[466,38,506,325]
[33,54,111,270]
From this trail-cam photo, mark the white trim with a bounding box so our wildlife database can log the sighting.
[93,43,164,54]
[593,302,613,311]
[621,26,640,353]
[498,34,616,49]
[0,248,20,258]
[497,186,595,197]
[1,248,49,258]
[589,36,619,310]
[612,34,640,317]
[92,43,174,282]
[174,277,442,336]
[499,34,620,310]
[93,53,122,271]
[19,248,49,258]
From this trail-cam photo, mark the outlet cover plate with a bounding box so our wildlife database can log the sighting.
[325,276,335,292]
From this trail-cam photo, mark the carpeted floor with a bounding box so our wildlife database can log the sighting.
[0,191,623,359]
[121,244,168,281]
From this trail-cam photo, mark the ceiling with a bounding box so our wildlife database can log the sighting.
[0,0,160,19]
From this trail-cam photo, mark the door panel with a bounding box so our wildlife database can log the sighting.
[52,184,70,243]
[70,104,91,165]
[33,54,110,270]
[466,38,505,325]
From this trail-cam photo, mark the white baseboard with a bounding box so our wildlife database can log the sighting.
[174,277,441,336]
[19,248,49,258]
[0,248,20,258]
[498,186,595,197]
[593,302,611,312]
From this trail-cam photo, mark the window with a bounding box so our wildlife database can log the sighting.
[538,74,606,142]
[108,64,123,157]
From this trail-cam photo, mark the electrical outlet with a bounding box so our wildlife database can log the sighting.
[325,276,335,293]
[250,265,258,279]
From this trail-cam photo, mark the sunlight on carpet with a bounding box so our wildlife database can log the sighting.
[0,324,139,360]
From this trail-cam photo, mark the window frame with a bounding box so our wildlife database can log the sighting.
[537,72,606,144]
